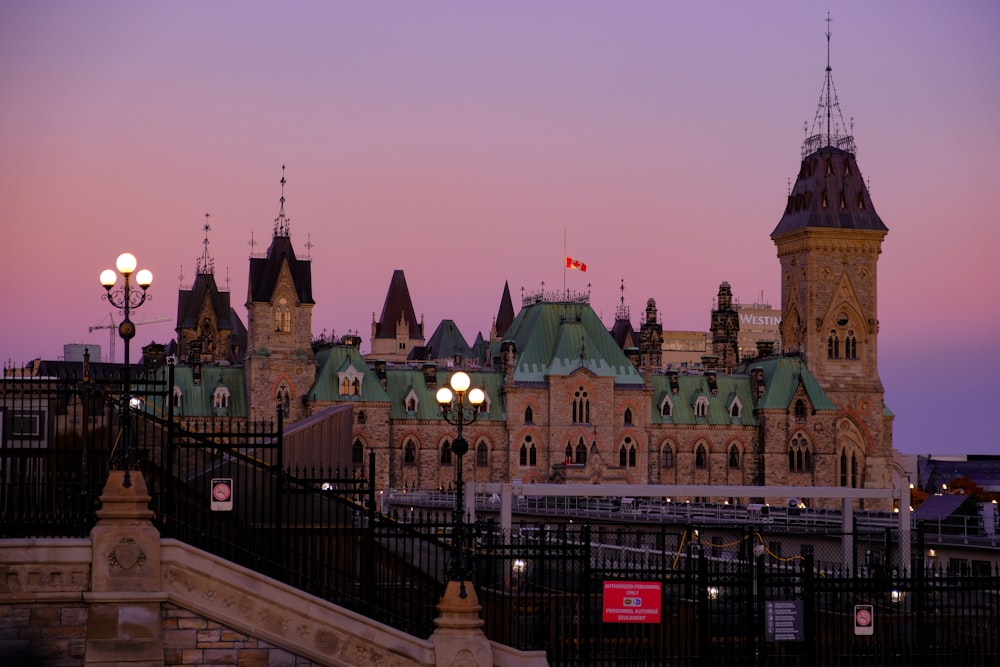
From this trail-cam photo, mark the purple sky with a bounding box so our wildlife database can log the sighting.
[2,2,998,455]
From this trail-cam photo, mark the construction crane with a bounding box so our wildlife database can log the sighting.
[89,314,172,363]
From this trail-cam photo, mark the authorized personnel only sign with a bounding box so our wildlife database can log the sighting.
[602,581,662,623]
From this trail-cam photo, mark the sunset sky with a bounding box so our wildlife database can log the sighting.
[2,2,997,455]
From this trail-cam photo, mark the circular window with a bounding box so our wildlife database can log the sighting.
[836,312,849,326]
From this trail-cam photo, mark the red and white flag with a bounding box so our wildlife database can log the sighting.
[566,256,587,272]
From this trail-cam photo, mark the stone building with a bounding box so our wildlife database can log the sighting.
[150,43,899,509]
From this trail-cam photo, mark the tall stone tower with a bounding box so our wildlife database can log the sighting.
[245,168,316,423]
[710,282,740,373]
[638,298,663,371]
[771,20,891,492]
[175,217,244,366]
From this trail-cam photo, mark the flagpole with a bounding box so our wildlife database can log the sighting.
[563,227,567,296]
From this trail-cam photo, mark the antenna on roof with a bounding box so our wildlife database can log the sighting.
[305,233,313,260]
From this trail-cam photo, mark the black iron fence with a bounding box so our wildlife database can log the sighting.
[2,373,999,664]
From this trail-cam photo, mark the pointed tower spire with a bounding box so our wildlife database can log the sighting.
[273,165,291,238]
[492,281,515,341]
[802,13,855,158]
[196,213,215,275]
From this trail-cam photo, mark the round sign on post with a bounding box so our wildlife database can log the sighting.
[211,478,233,511]
[854,604,874,636]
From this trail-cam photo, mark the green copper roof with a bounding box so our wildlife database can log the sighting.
[650,373,757,426]
[308,345,389,402]
[157,365,248,418]
[739,356,837,411]
[503,301,644,385]
[386,368,504,421]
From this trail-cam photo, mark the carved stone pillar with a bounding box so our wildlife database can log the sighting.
[84,471,166,666]
[431,581,492,667]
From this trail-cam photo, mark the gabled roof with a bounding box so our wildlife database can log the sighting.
[737,356,837,411]
[177,272,234,330]
[374,269,421,339]
[650,373,757,426]
[247,235,314,304]
[308,345,389,402]
[502,301,644,385]
[772,146,888,237]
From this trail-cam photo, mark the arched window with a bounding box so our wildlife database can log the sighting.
[828,331,839,359]
[846,330,857,359]
[440,440,452,465]
[628,445,637,468]
[357,410,367,425]
[619,445,627,467]
[789,434,811,473]
[840,450,849,487]
[575,438,587,465]
[476,441,489,467]
[529,444,537,466]
[694,396,708,418]
[352,439,364,466]
[660,397,672,418]
[172,386,183,410]
[276,385,291,416]
[403,440,416,465]
[520,444,528,466]
[794,399,806,421]
[662,445,674,469]
[624,408,633,426]
[524,406,533,423]
[695,444,707,469]
[572,387,590,424]
[213,385,230,409]
[728,444,740,469]
[564,443,573,463]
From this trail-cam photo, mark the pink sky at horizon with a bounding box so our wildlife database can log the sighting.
[1,1,998,455]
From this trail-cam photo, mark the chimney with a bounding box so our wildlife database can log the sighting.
[422,363,437,389]
[667,370,679,395]
[374,360,387,390]
[751,366,765,402]
[701,355,718,372]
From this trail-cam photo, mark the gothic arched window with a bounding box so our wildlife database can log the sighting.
[695,444,707,469]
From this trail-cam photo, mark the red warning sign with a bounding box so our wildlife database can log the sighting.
[854,604,874,636]
[602,581,662,623]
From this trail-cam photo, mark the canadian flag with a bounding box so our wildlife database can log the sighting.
[566,256,587,272]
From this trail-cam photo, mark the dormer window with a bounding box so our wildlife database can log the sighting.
[821,191,829,209]
[172,386,183,410]
[337,365,364,397]
[693,396,709,419]
[660,394,673,418]
[728,396,742,419]
[404,388,419,414]
[794,399,807,421]
[213,384,230,409]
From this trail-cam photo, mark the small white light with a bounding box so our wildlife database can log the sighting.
[449,371,471,393]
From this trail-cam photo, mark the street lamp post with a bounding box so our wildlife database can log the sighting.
[99,252,153,488]
[436,371,485,598]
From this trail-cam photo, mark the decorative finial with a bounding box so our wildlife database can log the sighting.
[802,13,855,158]
[248,230,257,258]
[178,264,184,288]
[274,165,291,237]
[196,213,214,275]
[305,233,313,260]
